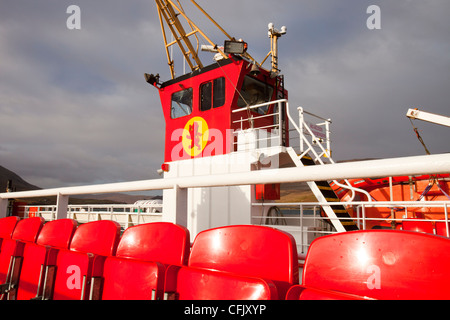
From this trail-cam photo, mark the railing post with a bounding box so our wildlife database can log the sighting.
[0,199,8,218]
[174,184,187,227]
[445,203,449,237]
[278,101,283,147]
[362,204,366,230]
[162,184,187,228]
[56,193,69,220]
[325,118,332,158]
[299,204,304,253]
[298,106,304,153]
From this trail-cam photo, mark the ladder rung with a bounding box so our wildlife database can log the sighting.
[318,185,333,191]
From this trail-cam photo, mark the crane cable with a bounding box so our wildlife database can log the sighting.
[409,118,431,155]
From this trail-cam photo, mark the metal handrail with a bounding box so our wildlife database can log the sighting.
[253,200,450,252]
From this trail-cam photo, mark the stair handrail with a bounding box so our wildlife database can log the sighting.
[285,103,373,202]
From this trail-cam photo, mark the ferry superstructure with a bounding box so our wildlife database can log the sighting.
[0,1,450,301]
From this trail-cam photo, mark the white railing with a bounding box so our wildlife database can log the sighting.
[232,99,287,149]
[24,203,162,229]
[231,100,371,202]
[297,107,332,162]
[252,200,450,253]
[1,154,449,211]
[1,154,449,254]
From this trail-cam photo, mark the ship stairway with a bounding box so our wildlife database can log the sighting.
[285,148,359,232]
[286,107,365,232]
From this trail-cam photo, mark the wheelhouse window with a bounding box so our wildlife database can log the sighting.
[171,88,193,119]
[237,76,274,114]
[200,77,225,111]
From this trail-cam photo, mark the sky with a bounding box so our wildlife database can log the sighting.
[0,0,449,189]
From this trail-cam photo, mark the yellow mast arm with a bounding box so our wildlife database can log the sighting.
[155,0,229,79]
[155,0,259,79]
[189,0,258,67]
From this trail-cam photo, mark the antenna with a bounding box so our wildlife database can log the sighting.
[261,23,287,77]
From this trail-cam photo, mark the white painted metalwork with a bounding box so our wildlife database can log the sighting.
[2,152,450,238]
[297,107,332,161]
[2,154,449,203]
[253,200,450,253]
[24,203,162,229]
[407,108,450,128]
[232,99,286,148]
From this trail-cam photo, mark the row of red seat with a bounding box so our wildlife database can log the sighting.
[287,229,450,300]
[401,219,450,236]
[0,217,298,300]
[1,216,450,300]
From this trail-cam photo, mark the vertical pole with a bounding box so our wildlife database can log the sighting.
[174,184,187,228]
[298,107,304,153]
[163,184,187,228]
[0,198,8,218]
[56,193,69,220]
[278,101,283,147]
[445,203,449,237]
[271,33,278,76]
[299,204,304,253]
[389,177,394,220]
[325,119,332,158]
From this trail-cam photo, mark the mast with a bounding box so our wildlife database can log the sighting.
[154,0,258,79]
[155,0,226,78]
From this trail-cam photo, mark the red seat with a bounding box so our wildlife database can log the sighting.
[286,230,450,300]
[98,222,190,300]
[286,285,370,300]
[165,265,277,300]
[14,219,77,300]
[164,225,298,300]
[0,216,19,249]
[0,217,44,298]
[402,220,434,234]
[435,221,450,237]
[47,220,120,300]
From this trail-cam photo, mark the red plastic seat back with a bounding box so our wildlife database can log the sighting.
[16,219,78,300]
[36,219,78,249]
[69,220,121,256]
[435,221,449,237]
[100,223,189,300]
[12,217,45,243]
[189,225,298,296]
[303,230,450,299]
[116,222,190,265]
[52,221,121,300]
[402,220,434,234]
[0,216,19,240]
[0,217,44,285]
[286,285,369,300]
[101,258,164,300]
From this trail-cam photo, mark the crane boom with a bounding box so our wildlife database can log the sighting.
[154,0,260,79]
[407,108,450,128]
[155,0,229,79]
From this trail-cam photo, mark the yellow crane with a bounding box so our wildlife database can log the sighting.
[154,0,284,79]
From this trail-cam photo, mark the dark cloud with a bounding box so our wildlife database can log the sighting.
[0,1,449,188]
